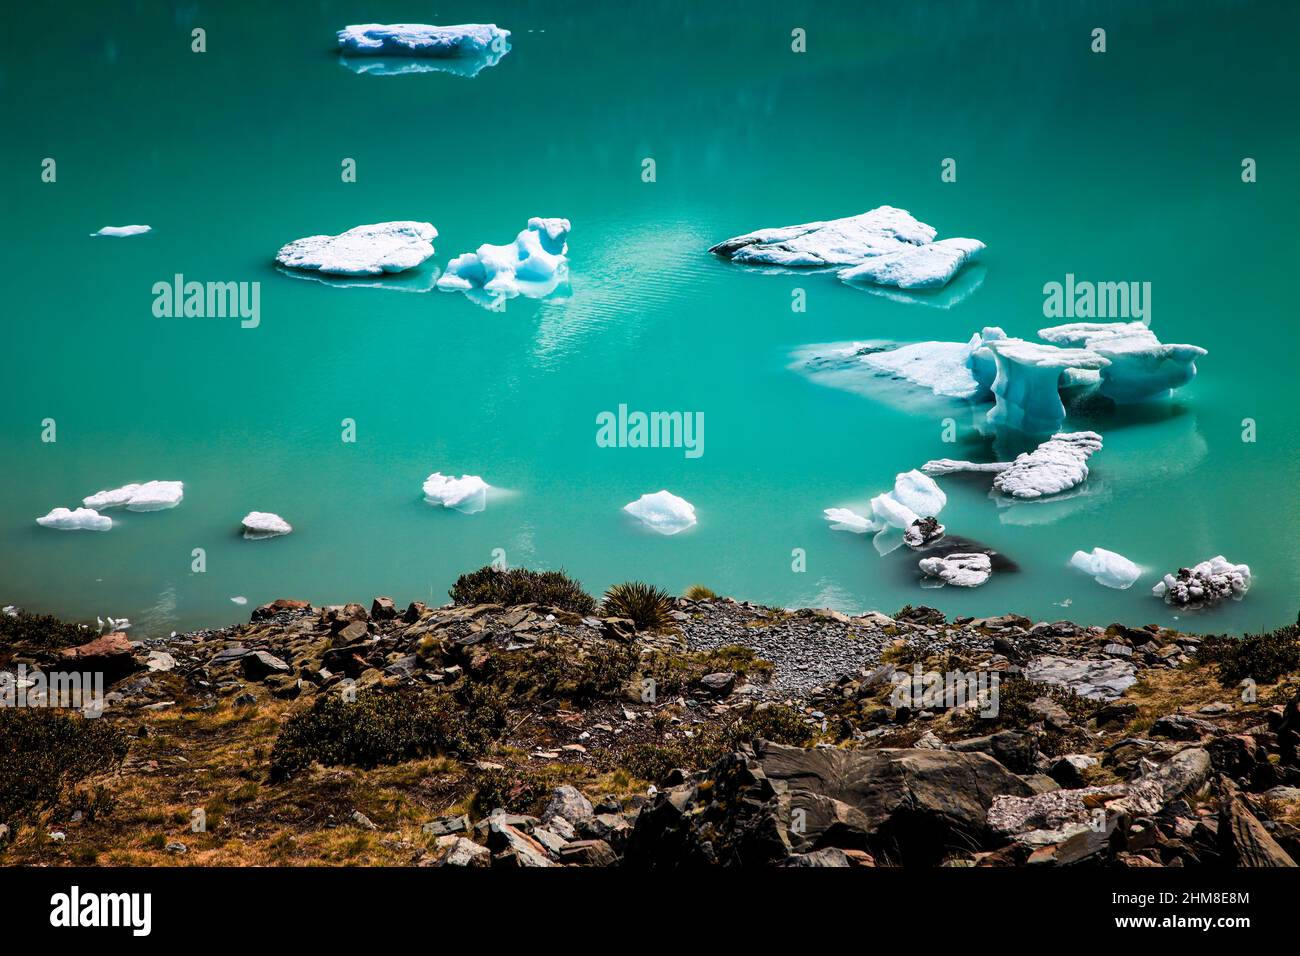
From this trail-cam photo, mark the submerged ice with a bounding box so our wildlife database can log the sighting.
[859,327,1006,400]
[276,222,436,276]
[437,218,570,300]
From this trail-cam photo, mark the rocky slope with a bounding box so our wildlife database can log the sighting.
[1,595,1297,867]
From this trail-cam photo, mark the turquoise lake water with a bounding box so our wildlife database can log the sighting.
[1,0,1297,636]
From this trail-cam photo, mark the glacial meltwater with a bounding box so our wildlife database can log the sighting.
[1,0,1296,636]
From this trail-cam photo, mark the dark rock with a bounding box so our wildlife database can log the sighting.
[370,596,397,620]
[559,839,617,867]
[698,672,737,697]
[241,651,291,681]
[251,598,310,622]
[58,633,139,681]
[1150,714,1216,741]
[333,621,369,646]
[1217,777,1296,867]
[948,731,1038,775]
[1094,701,1138,728]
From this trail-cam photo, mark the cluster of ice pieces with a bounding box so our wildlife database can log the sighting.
[337,24,510,77]
[423,473,490,515]
[1038,321,1207,403]
[84,481,184,512]
[437,218,570,300]
[624,490,696,535]
[91,225,151,238]
[924,431,1103,500]
[919,552,991,588]
[1152,556,1251,607]
[824,470,947,546]
[710,206,983,290]
[241,512,292,539]
[1069,547,1142,590]
[276,222,437,276]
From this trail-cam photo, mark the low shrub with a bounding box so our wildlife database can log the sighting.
[602,581,675,631]
[0,611,96,651]
[449,566,596,614]
[683,584,717,600]
[269,686,507,780]
[0,709,129,823]
[479,637,638,706]
[1198,619,1300,685]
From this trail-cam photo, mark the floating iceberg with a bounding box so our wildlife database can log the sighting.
[924,432,1103,500]
[859,327,1006,400]
[275,222,436,276]
[338,23,509,58]
[1069,547,1141,589]
[709,206,982,290]
[37,507,112,531]
[624,490,696,535]
[83,481,183,512]
[241,512,292,539]
[1153,556,1251,607]
[824,470,946,541]
[437,218,570,300]
[918,552,991,587]
[839,237,985,290]
[422,473,489,515]
[985,340,1109,436]
[91,225,151,238]
[1038,322,1206,403]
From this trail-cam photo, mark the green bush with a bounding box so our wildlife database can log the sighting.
[269,686,507,780]
[449,566,596,614]
[602,581,675,631]
[480,637,638,705]
[617,704,813,783]
[1199,620,1300,685]
[0,611,96,651]
[0,710,129,823]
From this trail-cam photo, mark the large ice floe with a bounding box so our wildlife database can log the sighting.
[709,206,983,290]
[924,431,1103,500]
[337,24,510,77]
[241,512,292,539]
[437,218,570,301]
[1038,321,1206,403]
[624,490,697,535]
[83,481,183,512]
[275,222,436,276]
[984,340,1109,436]
[856,327,1006,400]
[422,473,489,515]
[91,225,151,238]
[1069,547,1141,590]
[1152,556,1251,608]
[918,552,991,588]
[37,508,112,531]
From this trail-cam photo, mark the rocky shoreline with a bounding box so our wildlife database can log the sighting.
[1,588,1297,868]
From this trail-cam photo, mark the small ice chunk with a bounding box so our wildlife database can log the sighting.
[437,218,570,300]
[918,552,991,587]
[1069,547,1141,589]
[710,206,937,267]
[1152,556,1251,607]
[423,473,489,514]
[624,490,696,535]
[985,340,1109,436]
[91,225,151,238]
[823,507,877,534]
[231,596,248,605]
[276,222,436,276]
[37,507,112,531]
[84,480,183,512]
[839,237,984,290]
[337,23,510,58]
[241,512,292,539]
[891,470,946,517]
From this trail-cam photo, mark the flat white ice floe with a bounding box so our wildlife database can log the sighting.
[1152,555,1251,607]
[241,512,292,539]
[624,490,696,535]
[985,340,1109,436]
[1069,547,1141,589]
[91,225,151,237]
[37,507,112,531]
[83,480,184,512]
[918,552,991,587]
[709,206,982,290]
[860,327,1006,400]
[338,23,509,57]
[276,222,436,276]
[924,431,1103,500]
[422,473,489,515]
[1038,321,1206,403]
[437,218,570,300]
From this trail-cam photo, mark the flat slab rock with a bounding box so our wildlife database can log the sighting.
[1023,654,1137,701]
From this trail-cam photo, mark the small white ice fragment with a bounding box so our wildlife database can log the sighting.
[624,490,696,535]
[91,225,151,237]
[918,552,991,587]
[37,507,112,531]
[1069,547,1141,590]
[422,473,489,514]
[241,512,292,539]
[276,222,436,276]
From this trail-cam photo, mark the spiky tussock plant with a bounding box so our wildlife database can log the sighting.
[602,581,676,631]
[683,584,717,600]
